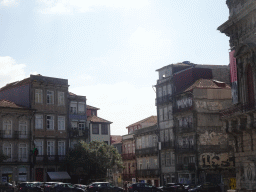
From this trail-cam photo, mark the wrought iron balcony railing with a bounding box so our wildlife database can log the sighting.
[122,174,136,180]
[175,144,196,153]
[156,94,172,106]
[136,169,160,177]
[177,163,196,171]
[161,141,174,149]
[69,128,88,138]
[220,102,255,118]
[0,131,31,139]
[36,155,66,163]
[122,153,136,160]
[135,147,158,156]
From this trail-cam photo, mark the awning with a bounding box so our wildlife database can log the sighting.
[47,172,71,180]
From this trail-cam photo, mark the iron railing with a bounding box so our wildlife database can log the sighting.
[122,153,136,160]
[220,102,255,118]
[135,147,158,156]
[0,131,31,139]
[36,155,66,163]
[136,169,160,177]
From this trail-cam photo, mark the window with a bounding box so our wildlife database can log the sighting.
[165,129,169,142]
[3,119,11,136]
[19,144,27,159]
[161,153,165,166]
[47,90,54,104]
[139,160,142,170]
[184,157,189,165]
[101,124,108,135]
[92,124,99,134]
[154,158,158,167]
[58,141,65,156]
[164,107,168,120]
[146,159,149,168]
[3,143,11,159]
[70,102,77,114]
[153,135,157,147]
[47,141,54,155]
[78,122,85,130]
[71,122,77,129]
[35,89,43,103]
[35,115,43,129]
[58,116,65,130]
[35,140,43,156]
[159,108,163,122]
[177,156,182,163]
[78,102,85,113]
[58,92,65,106]
[166,152,171,167]
[47,115,54,130]
[189,156,195,163]
[19,121,27,136]
[171,152,175,165]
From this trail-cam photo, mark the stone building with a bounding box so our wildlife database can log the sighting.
[134,123,160,187]
[86,105,112,144]
[0,74,70,182]
[155,62,230,185]
[0,100,34,183]
[173,79,235,190]
[218,0,256,191]
[68,92,88,149]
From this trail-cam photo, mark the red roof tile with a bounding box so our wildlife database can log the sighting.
[184,79,231,92]
[111,135,122,144]
[0,100,26,109]
[87,105,100,110]
[127,116,157,128]
[87,115,112,123]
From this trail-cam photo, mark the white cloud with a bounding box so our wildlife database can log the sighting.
[0,56,27,87]
[70,82,156,135]
[37,0,149,14]
[0,0,19,6]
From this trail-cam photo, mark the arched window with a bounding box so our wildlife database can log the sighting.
[247,64,254,105]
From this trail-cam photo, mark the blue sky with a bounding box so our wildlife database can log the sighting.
[0,0,230,135]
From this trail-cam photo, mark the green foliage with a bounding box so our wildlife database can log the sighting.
[65,141,123,181]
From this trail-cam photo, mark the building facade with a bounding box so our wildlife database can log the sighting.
[173,79,235,190]
[0,100,34,183]
[134,124,160,187]
[0,75,70,182]
[218,0,256,191]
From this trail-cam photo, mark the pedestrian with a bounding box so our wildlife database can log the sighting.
[124,181,128,192]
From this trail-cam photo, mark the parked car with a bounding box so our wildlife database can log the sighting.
[74,184,87,192]
[43,182,63,192]
[162,183,185,192]
[184,184,197,192]
[17,182,42,192]
[0,183,15,192]
[51,183,84,192]
[188,183,221,192]
[87,182,123,192]
[128,183,163,192]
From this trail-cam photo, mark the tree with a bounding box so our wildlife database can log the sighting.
[65,141,123,183]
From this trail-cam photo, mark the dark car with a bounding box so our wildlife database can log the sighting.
[51,183,84,192]
[17,182,42,192]
[188,183,221,192]
[128,183,163,192]
[0,183,15,192]
[184,184,197,192]
[162,183,185,192]
[87,182,123,192]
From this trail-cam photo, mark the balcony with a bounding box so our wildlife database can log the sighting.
[3,155,30,163]
[177,163,196,171]
[122,174,136,180]
[176,125,195,134]
[122,153,136,160]
[161,141,174,150]
[173,105,193,113]
[175,144,196,153]
[0,131,31,139]
[36,155,66,163]
[69,128,88,138]
[156,94,172,106]
[220,102,255,119]
[136,169,160,177]
[135,147,158,156]
[69,112,86,121]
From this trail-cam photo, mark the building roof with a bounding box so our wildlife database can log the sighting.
[0,74,68,92]
[0,100,27,109]
[111,135,122,144]
[87,115,112,124]
[87,105,100,110]
[127,115,157,128]
[156,62,193,71]
[184,79,231,92]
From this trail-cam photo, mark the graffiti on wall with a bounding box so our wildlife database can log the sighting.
[195,101,222,111]
[177,97,192,109]
[199,153,235,168]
